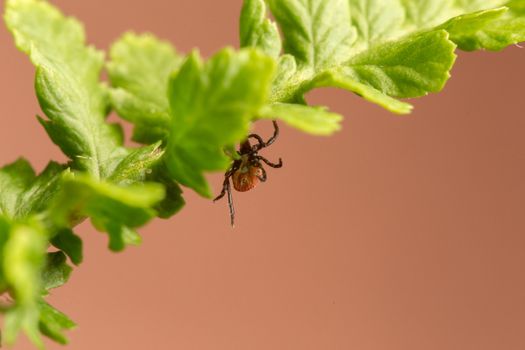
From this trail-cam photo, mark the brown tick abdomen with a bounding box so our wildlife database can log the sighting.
[233,166,262,192]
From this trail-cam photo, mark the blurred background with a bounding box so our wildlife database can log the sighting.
[1,0,525,349]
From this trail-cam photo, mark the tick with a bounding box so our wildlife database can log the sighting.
[214,120,283,226]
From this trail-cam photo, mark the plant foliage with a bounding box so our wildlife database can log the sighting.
[1,0,524,347]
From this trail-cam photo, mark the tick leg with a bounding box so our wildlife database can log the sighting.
[256,155,283,168]
[214,177,229,202]
[226,180,235,227]
[251,120,280,151]
[213,166,236,202]
[214,165,239,227]
[256,165,267,182]
[214,173,236,227]
[265,120,279,147]
[248,134,265,151]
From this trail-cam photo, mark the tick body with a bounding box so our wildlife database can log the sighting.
[232,155,264,192]
[214,121,283,226]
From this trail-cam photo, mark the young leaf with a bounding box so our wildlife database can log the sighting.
[401,0,507,29]
[108,143,186,217]
[266,0,356,71]
[38,301,76,345]
[0,159,65,220]
[335,30,457,99]
[262,0,525,128]
[312,69,414,114]
[165,48,275,197]
[4,307,43,349]
[50,174,165,251]
[15,162,65,218]
[0,216,11,292]
[5,0,126,178]
[259,103,343,136]
[3,221,47,305]
[109,142,164,185]
[147,165,186,219]
[240,0,282,58]
[108,33,184,143]
[440,2,525,51]
[3,220,47,348]
[0,159,35,218]
[266,0,457,110]
[50,229,83,266]
[41,252,73,291]
[348,0,405,51]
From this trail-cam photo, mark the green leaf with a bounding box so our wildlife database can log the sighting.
[118,227,142,248]
[50,229,83,266]
[305,30,458,113]
[38,301,76,345]
[50,174,165,251]
[165,48,275,197]
[240,0,282,58]
[312,69,414,114]
[262,0,525,131]
[109,142,164,185]
[147,165,185,219]
[5,0,126,178]
[4,307,43,349]
[41,252,72,291]
[267,1,456,105]
[3,220,47,348]
[359,1,523,52]
[108,33,184,143]
[441,2,525,51]
[0,159,35,217]
[108,144,185,218]
[0,159,66,220]
[269,55,299,103]
[259,103,343,135]
[336,30,457,99]
[3,221,47,305]
[0,216,10,292]
[348,0,405,51]
[16,162,65,218]
[267,0,356,71]
[401,0,507,29]
[106,142,186,218]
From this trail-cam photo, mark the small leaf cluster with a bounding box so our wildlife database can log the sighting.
[1,0,524,347]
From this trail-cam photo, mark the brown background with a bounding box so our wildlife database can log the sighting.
[1,0,525,349]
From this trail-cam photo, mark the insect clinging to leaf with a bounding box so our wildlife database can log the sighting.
[214,120,283,226]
